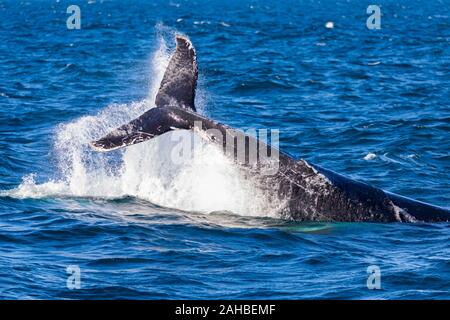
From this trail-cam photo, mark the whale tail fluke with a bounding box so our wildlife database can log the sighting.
[90,106,198,152]
[89,107,179,152]
[90,35,198,151]
[155,35,198,111]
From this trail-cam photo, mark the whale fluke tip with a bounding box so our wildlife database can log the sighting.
[155,35,198,111]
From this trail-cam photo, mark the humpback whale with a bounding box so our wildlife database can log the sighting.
[91,35,450,223]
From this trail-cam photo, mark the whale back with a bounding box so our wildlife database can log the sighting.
[155,35,198,111]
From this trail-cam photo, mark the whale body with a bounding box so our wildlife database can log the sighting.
[90,36,450,223]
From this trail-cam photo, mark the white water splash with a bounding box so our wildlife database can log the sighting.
[325,21,334,29]
[364,152,377,161]
[2,31,282,218]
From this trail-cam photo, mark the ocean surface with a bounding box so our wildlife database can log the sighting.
[0,0,449,299]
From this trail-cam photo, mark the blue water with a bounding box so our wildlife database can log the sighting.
[0,0,449,299]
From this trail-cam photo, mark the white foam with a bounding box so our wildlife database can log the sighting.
[364,152,377,161]
[2,31,282,218]
[325,21,334,29]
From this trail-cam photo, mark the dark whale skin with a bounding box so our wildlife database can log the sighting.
[92,106,450,223]
[90,36,450,223]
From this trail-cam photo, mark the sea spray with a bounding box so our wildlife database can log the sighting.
[2,32,284,218]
